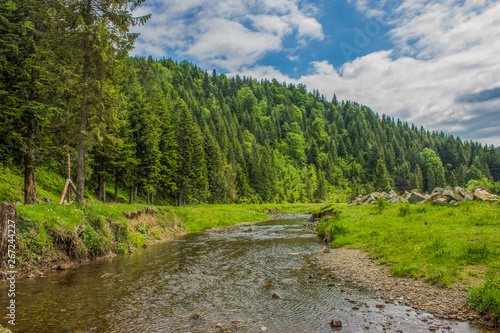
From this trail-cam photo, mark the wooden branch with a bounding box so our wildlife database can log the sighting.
[59,179,70,205]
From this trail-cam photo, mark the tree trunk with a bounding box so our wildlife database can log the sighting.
[76,1,92,203]
[67,184,73,203]
[24,132,37,204]
[147,191,150,205]
[24,64,39,205]
[134,187,138,203]
[178,185,184,206]
[114,176,118,202]
[0,203,17,268]
[129,186,133,204]
[98,158,106,202]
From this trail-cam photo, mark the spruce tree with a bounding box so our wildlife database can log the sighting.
[174,100,208,205]
[70,0,150,202]
[373,159,391,192]
[414,164,424,192]
[427,168,436,192]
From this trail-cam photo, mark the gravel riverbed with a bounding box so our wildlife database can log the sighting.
[315,248,499,330]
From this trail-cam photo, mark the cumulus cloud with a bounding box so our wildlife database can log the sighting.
[238,1,500,145]
[131,0,323,71]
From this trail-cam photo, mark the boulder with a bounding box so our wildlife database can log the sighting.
[442,189,462,201]
[364,195,375,204]
[432,187,444,194]
[408,192,427,203]
[474,189,499,202]
[272,292,281,299]
[40,196,53,203]
[436,198,449,205]
[455,187,465,197]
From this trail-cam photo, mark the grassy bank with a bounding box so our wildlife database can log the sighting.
[316,201,500,319]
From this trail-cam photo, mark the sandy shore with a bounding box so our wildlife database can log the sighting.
[314,248,498,329]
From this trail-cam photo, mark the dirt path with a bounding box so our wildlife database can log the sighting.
[314,248,498,330]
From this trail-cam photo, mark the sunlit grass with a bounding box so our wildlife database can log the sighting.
[316,201,500,286]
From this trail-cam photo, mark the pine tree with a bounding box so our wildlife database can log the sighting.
[71,0,150,202]
[0,0,69,204]
[414,164,424,192]
[315,170,328,202]
[373,159,391,192]
[427,168,436,192]
[174,100,208,205]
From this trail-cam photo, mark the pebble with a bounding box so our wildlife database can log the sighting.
[189,313,201,320]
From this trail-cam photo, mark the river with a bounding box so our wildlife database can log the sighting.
[0,215,487,332]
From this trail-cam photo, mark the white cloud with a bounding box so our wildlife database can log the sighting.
[131,0,323,71]
[185,19,282,71]
[235,1,500,145]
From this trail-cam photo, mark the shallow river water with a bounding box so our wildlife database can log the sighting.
[0,216,489,332]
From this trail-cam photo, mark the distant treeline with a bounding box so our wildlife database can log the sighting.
[1,0,499,205]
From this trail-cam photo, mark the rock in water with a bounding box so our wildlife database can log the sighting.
[189,313,201,320]
[329,319,342,329]
[272,292,281,299]
[318,247,330,254]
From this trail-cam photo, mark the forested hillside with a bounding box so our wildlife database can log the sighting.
[1,0,499,206]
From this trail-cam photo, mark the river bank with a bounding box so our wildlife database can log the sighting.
[315,248,499,330]
[1,203,323,280]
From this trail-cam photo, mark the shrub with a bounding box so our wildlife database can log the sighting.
[79,226,110,258]
[467,278,500,319]
[117,242,129,255]
[129,231,145,249]
[398,202,411,217]
[376,197,387,214]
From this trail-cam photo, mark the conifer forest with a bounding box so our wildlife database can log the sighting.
[1,0,499,207]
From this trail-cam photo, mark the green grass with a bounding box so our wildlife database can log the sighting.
[316,201,500,287]
[170,204,269,230]
[170,203,323,230]
[0,165,23,203]
[467,277,500,319]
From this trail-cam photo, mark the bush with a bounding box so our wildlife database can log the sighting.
[398,203,411,216]
[376,197,387,214]
[117,242,129,255]
[79,226,110,258]
[129,230,145,249]
[467,278,500,319]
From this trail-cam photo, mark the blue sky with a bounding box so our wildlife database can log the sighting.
[131,0,500,146]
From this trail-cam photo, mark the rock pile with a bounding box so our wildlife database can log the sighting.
[350,186,498,205]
